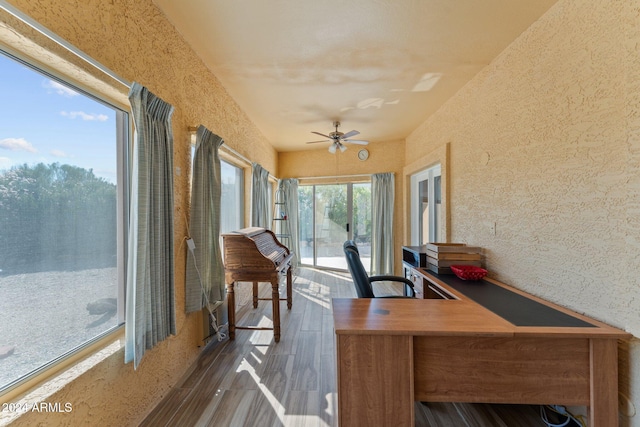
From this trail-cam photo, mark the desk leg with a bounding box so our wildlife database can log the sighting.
[252,282,259,308]
[589,338,619,427]
[336,334,413,426]
[226,281,236,340]
[286,268,292,310]
[271,279,281,342]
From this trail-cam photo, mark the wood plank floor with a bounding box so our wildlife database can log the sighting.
[140,267,544,427]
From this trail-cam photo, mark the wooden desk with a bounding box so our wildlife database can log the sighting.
[333,272,631,427]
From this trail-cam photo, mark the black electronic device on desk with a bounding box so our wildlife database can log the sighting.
[402,245,428,268]
[401,245,429,298]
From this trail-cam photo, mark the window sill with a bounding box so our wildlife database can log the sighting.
[0,327,124,426]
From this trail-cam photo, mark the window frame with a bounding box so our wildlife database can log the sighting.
[220,158,245,234]
[0,48,130,398]
[410,164,442,245]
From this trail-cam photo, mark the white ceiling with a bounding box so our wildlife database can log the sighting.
[154,0,558,152]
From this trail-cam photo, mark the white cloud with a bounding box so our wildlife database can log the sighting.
[60,111,109,121]
[0,137,38,153]
[43,79,79,97]
[50,149,70,158]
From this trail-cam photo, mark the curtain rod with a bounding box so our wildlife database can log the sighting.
[0,1,131,88]
[188,127,252,165]
[297,173,373,181]
[188,127,277,181]
[221,144,278,181]
[221,144,251,166]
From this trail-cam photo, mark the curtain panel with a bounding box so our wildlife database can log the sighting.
[185,126,225,315]
[251,163,270,228]
[371,173,395,275]
[279,178,300,266]
[124,82,176,369]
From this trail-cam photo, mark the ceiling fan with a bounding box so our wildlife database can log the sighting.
[306,121,369,153]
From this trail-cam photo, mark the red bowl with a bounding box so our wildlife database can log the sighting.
[450,265,487,281]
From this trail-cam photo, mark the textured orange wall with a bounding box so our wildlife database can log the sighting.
[5,0,639,424]
[405,0,640,421]
[279,140,406,274]
[3,0,276,425]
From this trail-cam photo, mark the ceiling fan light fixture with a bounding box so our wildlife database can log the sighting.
[308,121,369,154]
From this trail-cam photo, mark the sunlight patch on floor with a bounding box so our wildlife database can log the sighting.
[239,356,286,425]
[293,287,331,309]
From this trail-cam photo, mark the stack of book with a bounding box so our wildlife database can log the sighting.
[426,243,482,274]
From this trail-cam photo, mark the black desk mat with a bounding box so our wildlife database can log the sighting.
[426,272,595,328]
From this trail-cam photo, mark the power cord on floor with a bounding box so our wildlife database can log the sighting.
[186,237,227,342]
[540,405,586,427]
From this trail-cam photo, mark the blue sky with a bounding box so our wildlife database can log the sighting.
[0,53,118,183]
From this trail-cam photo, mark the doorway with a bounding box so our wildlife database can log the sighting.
[410,164,442,245]
[299,183,371,271]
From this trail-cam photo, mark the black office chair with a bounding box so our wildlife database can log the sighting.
[343,240,415,298]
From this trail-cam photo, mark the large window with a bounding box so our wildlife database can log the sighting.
[220,160,244,233]
[0,51,128,393]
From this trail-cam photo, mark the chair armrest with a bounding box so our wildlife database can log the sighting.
[369,275,415,298]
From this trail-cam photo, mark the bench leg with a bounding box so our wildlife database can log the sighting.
[226,281,235,340]
[286,268,292,310]
[271,279,281,342]
[252,281,259,308]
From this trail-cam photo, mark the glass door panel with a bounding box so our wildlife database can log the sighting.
[419,178,429,245]
[352,183,372,272]
[315,184,349,269]
[298,186,314,265]
[434,174,442,242]
[298,182,372,272]
[411,164,441,245]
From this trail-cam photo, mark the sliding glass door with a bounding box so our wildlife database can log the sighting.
[299,183,371,271]
[315,185,348,269]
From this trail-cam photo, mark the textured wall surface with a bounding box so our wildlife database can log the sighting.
[3,0,640,424]
[3,0,276,425]
[279,140,406,274]
[405,0,640,423]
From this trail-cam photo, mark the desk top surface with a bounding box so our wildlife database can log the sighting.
[332,298,513,337]
[332,274,630,339]
[422,271,595,328]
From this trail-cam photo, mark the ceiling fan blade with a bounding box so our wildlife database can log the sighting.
[343,139,369,145]
[312,131,332,139]
[341,130,360,139]
[306,139,330,144]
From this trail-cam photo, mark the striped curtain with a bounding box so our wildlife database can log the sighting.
[185,126,225,314]
[251,163,270,228]
[278,178,300,265]
[371,173,395,275]
[124,82,176,369]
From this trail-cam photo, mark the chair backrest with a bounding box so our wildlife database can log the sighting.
[343,239,359,255]
[343,240,375,298]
